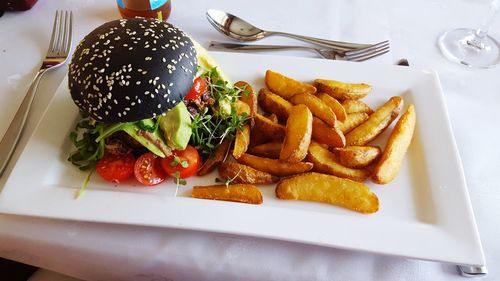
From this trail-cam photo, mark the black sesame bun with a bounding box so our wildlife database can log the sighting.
[68,18,197,123]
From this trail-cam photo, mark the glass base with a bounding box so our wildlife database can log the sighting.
[438,28,500,68]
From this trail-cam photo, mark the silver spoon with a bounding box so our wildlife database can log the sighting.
[206,9,373,51]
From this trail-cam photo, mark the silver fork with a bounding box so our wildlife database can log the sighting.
[209,41,390,62]
[0,10,73,176]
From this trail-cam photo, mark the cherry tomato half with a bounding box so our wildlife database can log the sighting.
[96,153,135,183]
[160,145,201,179]
[184,77,207,101]
[134,152,168,186]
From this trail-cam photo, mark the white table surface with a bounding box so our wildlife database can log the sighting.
[1,0,499,280]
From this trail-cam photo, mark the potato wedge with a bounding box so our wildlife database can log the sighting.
[337,112,370,133]
[316,92,347,122]
[248,142,282,158]
[265,70,316,99]
[280,105,313,162]
[237,153,313,177]
[266,113,279,123]
[276,172,379,214]
[333,146,381,168]
[289,93,336,126]
[197,138,232,176]
[233,124,250,159]
[192,184,263,204]
[235,81,257,127]
[235,100,251,116]
[372,104,416,184]
[346,96,403,146]
[218,162,279,184]
[314,79,372,100]
[254,113,286,141]
[307,141,370,181]
[311,117,346,148]
[341,100,374,114]
[249,128,269,147]
[257,88,292,121]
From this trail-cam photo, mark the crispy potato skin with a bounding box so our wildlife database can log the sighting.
[311,117,346,148]
[276,172,379,214]
[314,79,371,100]
[265,70,317,99]
[341,100,374,114]
[289,93,336,126]
[372,105,416,184]
[237,153,313,177]
[235,100,251,116]
[248,142,282,159]
[316,93,347,121]
[307,141,370,182]
[280,105,313,162]
[233,124,251,159]
[257,88,292,121]
[249,128,269,147]
[266,113,279,123]
[337,112,370,133]
[346,96,403,146]
[235,81,257,127]
[192,184,263,204]
[197,138,232,176]
[333,146,381,168]
[253,113,286,141]
[218,162,279,184]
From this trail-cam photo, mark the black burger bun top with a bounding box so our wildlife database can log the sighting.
[68,18,197,123]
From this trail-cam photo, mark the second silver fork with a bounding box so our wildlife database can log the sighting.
[209,41,390,62]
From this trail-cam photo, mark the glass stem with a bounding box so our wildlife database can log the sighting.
[467,0,500,49]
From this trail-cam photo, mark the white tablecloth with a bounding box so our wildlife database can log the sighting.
[1,0,499,280]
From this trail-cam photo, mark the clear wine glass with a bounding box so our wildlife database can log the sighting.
[438,0,500,68]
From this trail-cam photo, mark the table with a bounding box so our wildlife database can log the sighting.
[1,0,499,280]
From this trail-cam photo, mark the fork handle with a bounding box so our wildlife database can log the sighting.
[209,41,318,53]
[266,31,371,50]
[0,69,46,176]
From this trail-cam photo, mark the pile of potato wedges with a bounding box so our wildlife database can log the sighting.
[192,70,416,214]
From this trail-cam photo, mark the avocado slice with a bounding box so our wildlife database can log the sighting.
[96,119,169,158]
[159,102,192,150]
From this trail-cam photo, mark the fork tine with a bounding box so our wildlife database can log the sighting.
[345,40,390,56]
[349,47,390,62]
[345,44,390,60]
[61,11,70,56]
[52,10,63,55]
[65,11,73,55]
[47,10,59,54]
[56,10,65,54]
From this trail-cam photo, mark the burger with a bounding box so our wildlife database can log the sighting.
[67,18,247,186]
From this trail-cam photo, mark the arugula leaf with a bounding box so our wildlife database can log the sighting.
[67,117,106,170]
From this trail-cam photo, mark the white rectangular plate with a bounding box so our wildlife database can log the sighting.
[0,52,485,266]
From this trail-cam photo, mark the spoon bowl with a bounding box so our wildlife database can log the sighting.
[206,9,266,41]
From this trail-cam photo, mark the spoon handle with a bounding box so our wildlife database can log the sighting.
[266,31,371,50]
[209,41,318,53]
